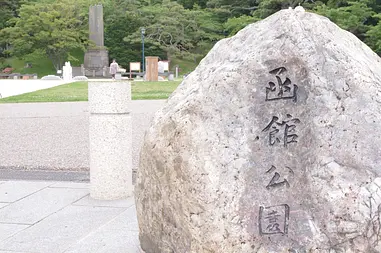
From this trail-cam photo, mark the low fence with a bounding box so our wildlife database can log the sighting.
[0,73,38,80]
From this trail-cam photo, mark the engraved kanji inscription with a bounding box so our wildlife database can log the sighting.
[265,165,294,190]
[266,67,298,102]
[262,114,300,147]
[259,204,290,236]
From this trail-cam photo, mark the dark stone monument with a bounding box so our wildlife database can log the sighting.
[84,4,109,77]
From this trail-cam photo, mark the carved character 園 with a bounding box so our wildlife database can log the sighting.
[259,204,290,236]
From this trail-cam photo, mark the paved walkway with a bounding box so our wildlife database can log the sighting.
[0,101,165,176]
[0,80,74,99]
[0,180,141,253]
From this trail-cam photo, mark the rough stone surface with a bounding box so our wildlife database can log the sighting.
[88,81,131,114]
[136,8,381,253]
[89,5,104,47]
[84,5,109,76]
[90,114,133,199]
[89,81,132,200]
[83,4,109,77]
[84,48,109,74]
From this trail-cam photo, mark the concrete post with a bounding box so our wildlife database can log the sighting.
[88,80,132,200]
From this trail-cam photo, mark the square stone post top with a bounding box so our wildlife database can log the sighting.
[88,81,131,114]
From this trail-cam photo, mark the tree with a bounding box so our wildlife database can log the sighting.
[124,0,223,61]
[224,15,259,36]
[314,0,374,41]
[0,0,90,70]
[0,0,23,30]
[205,0,259,19]
[176,0,208,9]
[102,0,166,69]
[104,0,140,67]
[366,15,381,54]
[0,0,22,59]
[251,0,317,20]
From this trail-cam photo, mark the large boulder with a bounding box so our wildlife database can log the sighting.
[136,7,381,253]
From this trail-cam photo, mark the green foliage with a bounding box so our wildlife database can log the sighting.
[124,0,223,60]
[206,0,258,16]
[170,57,198,74]
[4,52,55,76]
[0,0,92,70]
[224,15,259,36]
[0,0,22,59]
[314,0,374,40]
[3,0,381,77]
[103,0,165,70]
[176,0,208,9]
[366,13,381,54]
[0,0,21,30]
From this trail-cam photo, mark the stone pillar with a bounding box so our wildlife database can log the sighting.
[89,4,104,47]
[84,4,109,77]
[145,56,159,81]
[88,81,132,200]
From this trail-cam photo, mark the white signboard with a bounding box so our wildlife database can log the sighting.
[158,61,169,72]
[130,62,141,71]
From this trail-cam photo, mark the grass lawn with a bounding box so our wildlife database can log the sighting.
[0,80,182,103]
[4,56,56,78]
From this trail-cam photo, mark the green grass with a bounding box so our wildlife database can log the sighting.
[131,81,181,100]
[2,49,85,78]
[0,80,182,103]
[4,56,56,78]
[170,58,199,75]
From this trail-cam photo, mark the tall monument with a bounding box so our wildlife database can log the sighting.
[84,4,109,77]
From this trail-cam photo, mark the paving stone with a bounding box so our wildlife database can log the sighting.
[0,187,88,224]
[0,181,52,202]
[73,195,135,208]
[0,100,164,176]
[0,223,29,242]
[63,206,139,253]
[0,251,37,253]
[0,203,8,209]
[64,230,140,253]
[0,170,89,182]
[0,205,125,253]
[106,205,139,231]
[49,182,89,189]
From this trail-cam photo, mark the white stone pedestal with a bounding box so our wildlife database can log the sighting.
[88,81,132,200]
